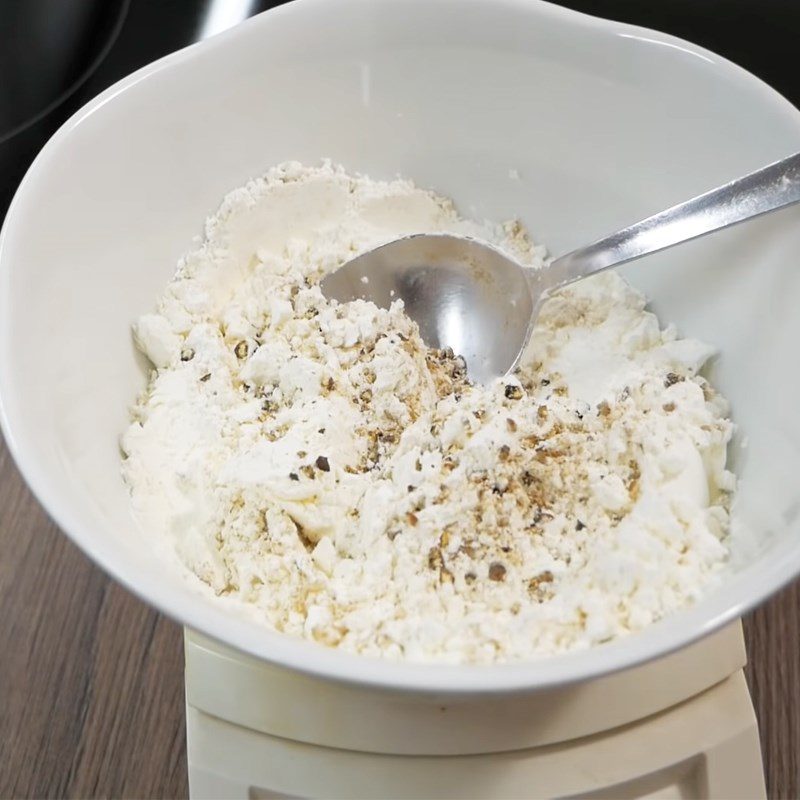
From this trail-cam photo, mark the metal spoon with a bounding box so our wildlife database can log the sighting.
[321,152,800,383]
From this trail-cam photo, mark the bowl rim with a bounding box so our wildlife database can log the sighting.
[3,0,800,696]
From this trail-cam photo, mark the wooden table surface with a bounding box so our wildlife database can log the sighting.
[1,433,798,800]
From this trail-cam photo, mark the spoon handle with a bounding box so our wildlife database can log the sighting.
[547,151,800,287]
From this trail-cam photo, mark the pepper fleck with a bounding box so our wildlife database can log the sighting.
[521,470,535,487]
[528,571,554,598]
[664,372,684,388]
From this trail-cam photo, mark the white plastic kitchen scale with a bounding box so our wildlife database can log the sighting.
[184,621,765,799]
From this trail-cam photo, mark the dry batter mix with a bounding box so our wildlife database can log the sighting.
[122,162,734,663]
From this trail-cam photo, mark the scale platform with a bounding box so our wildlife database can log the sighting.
[184,622,764,799]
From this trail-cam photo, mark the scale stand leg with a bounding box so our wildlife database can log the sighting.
[700,708,766,799]
[188,763,249,800]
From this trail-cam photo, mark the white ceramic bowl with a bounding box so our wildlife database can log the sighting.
[2,0,800,695]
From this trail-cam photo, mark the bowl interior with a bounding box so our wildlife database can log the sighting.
[3,0,800,693]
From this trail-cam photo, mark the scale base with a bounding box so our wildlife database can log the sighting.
[184,623,765,799]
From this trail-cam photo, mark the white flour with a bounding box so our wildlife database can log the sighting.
[122,162,734,664]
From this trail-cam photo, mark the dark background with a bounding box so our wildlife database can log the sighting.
[0,2,798,798]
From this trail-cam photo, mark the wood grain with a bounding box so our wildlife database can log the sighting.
[743,582,800,799]
[0,438,187,800]
[0,432,797,799]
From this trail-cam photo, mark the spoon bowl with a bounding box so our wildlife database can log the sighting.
[321,234,535,383]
